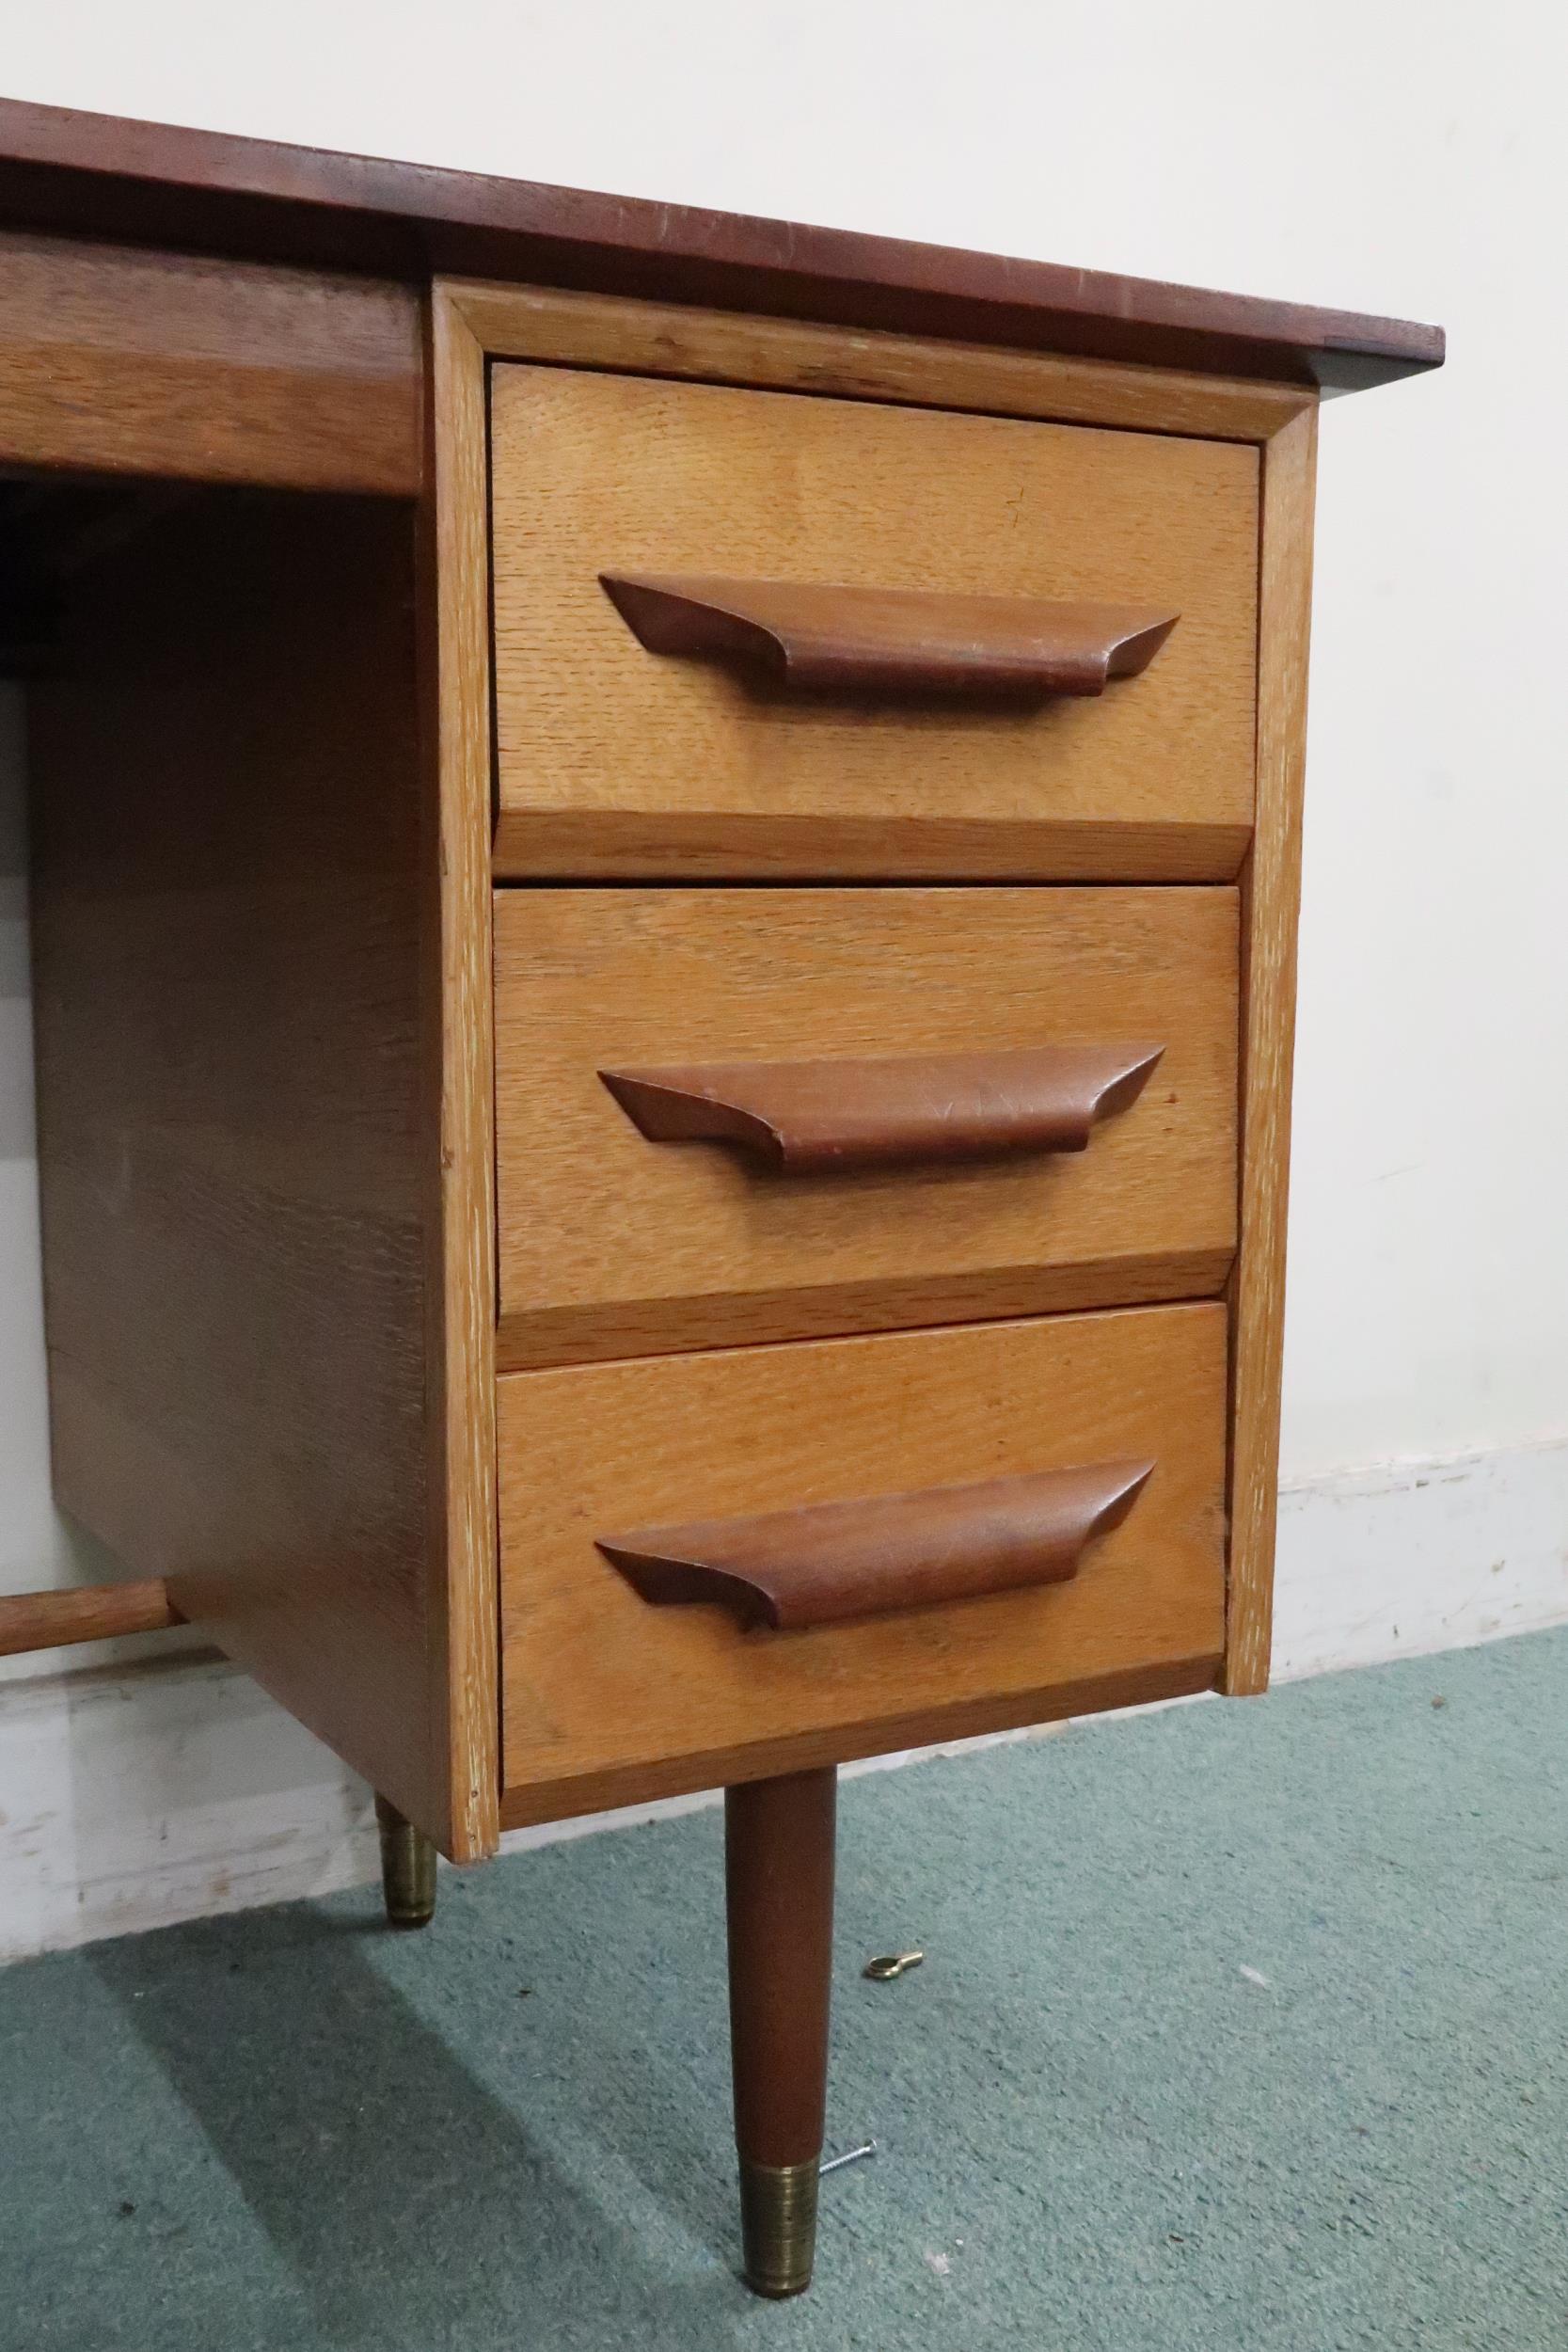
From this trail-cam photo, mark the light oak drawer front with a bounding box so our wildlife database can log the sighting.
[499,1303,1227,1823]
[494,887,1238,1370]
[489,366,1259,881]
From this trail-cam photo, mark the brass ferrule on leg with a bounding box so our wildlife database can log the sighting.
[737,2157,820,2298]
[374,1794,437,1930]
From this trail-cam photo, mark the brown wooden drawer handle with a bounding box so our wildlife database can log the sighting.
[599,1043,1163,1173]
[600,573,1179,697]
[597,1459,1154,1630]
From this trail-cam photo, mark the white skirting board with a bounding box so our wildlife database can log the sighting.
[1269,1436,1568,1680]
[2,1434,1565,1963]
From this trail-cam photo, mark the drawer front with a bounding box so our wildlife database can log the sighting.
[489,366,1259,881]
[495,886,1238,1369]
[499,1304,1227,1821]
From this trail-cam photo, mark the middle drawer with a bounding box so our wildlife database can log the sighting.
[495,887,1237,1369]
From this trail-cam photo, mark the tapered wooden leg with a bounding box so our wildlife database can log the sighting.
[374,1793,437,1930]
[725,1766,836,2297]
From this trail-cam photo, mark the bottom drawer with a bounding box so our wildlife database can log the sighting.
[498,1304,1228,1825]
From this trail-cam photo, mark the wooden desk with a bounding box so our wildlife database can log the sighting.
[0,97,1442,2297]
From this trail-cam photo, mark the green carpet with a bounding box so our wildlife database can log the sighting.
[5,1630,1567,2350]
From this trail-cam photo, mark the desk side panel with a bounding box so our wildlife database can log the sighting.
[26,489,457,1847]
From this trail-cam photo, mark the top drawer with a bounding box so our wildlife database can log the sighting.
[489,367,1259,882]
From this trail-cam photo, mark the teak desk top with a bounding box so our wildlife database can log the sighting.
[0,95,1441,392]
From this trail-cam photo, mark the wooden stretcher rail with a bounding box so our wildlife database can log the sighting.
[0,1578,184,1658]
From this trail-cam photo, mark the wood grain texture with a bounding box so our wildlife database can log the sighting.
[0,229,420,492]
[495,888,1238,1368]
[498,1305,1228,1821]
[511,1660,1228,1830]
[25,492,453,1845]
[0,1580,182,1658]
[0,100,1444,391]
[498,813,1250,885]
[1225,403,1320,1694]
[490,367,1259,881]
[444,280,1313,442]
[426,289,500,1856]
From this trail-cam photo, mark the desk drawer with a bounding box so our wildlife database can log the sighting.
[489,366,1258,881]
[498,1303,1227,1822]
[494,886,1238,1369]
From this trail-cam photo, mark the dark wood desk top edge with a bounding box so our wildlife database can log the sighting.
[0,97,1443,393]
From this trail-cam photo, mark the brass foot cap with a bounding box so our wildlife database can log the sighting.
[385,1899,436,1931]
[375,1796,437,1931]
[738,2157,819,2298]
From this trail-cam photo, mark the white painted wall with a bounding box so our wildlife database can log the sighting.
[2,1,1564,1953]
